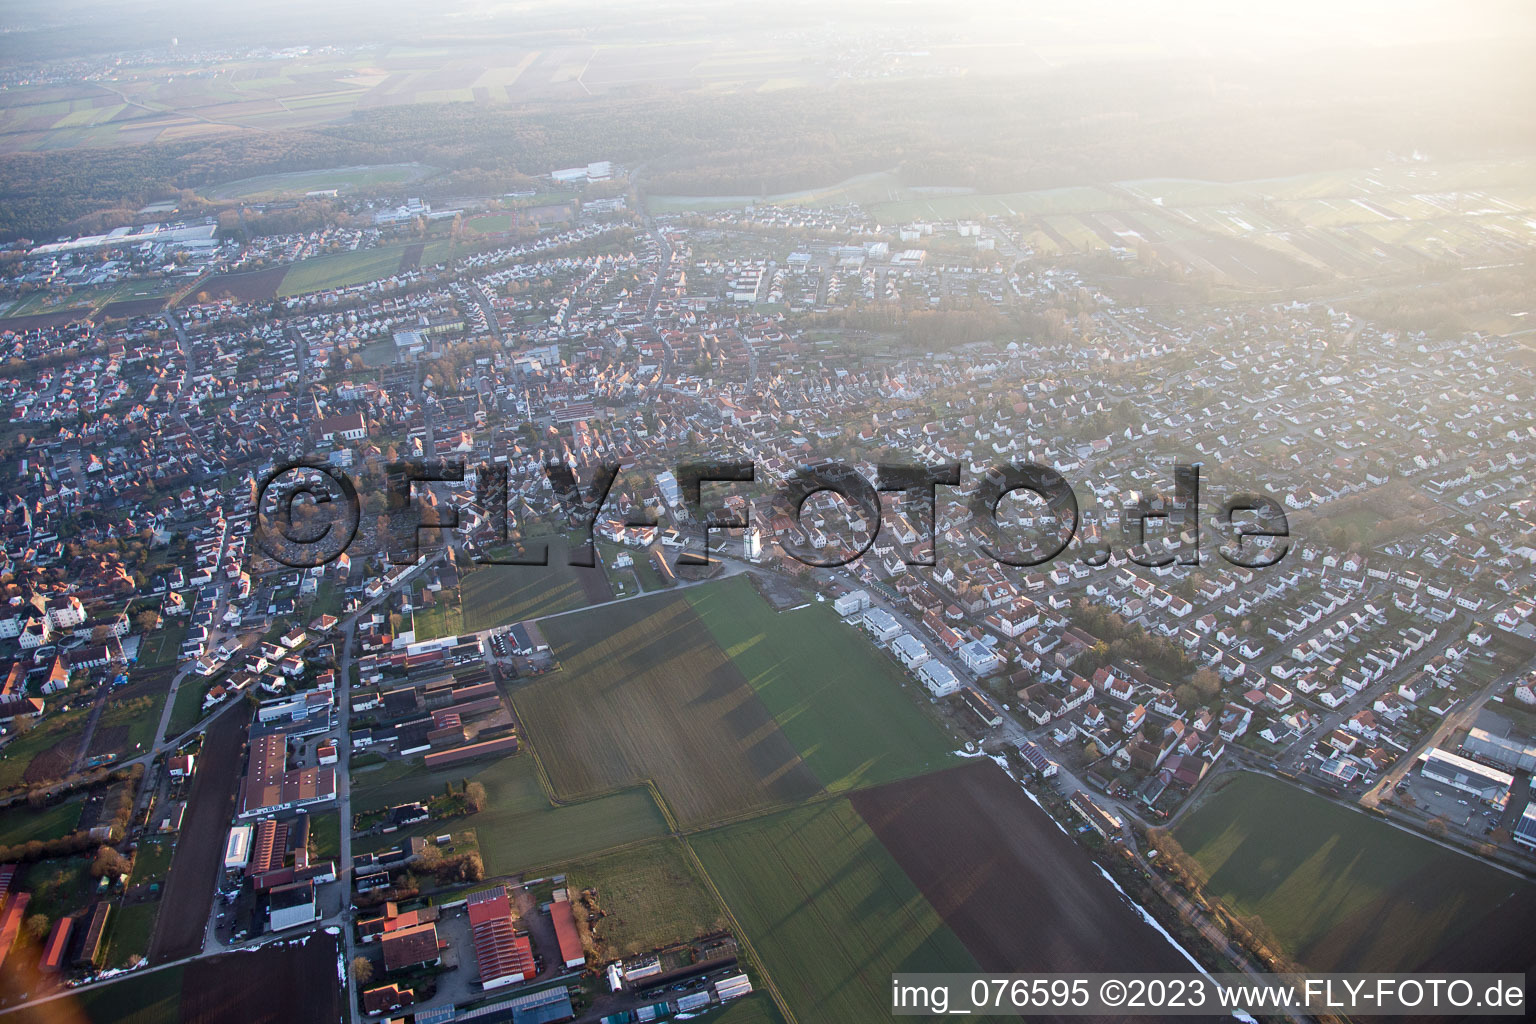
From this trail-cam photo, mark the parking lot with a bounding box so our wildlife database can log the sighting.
[1394,776,1499,835]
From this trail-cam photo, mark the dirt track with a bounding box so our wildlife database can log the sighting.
[852,759,1201,1023]
[149,704,250,964]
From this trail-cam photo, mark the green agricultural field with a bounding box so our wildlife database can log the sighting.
[1173,772,1536,972]
[459,537,609,631]
[686,577,955,794]
[708,994,786,1024]
[0,796,82,848]
[517,576,952,827]
[94,693,163,759]
[564,838,727,959]
[515,590,817,827]
[350,751,667,874]
[66,963,185,1024]
[275,245,408,298]
[691,799,976,1024]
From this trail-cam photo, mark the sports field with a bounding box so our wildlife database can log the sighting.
[515,577,952,827]
[564,838,727,959]
[350,750,667,874]
[275,245,408,297]
[1174,772,1536,972]
[464,211,517,234]
[690,798,977,1024]
[201,163,437,200]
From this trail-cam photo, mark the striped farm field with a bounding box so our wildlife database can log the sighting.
[1174,772,1536,972]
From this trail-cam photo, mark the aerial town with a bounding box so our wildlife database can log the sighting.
[0,3,1534,1023]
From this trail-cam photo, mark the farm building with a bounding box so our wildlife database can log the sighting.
[548,896,586,969]
[474,982,577,1023]
[224,824,253,872]
[1069,791,1123,841]
[1514,802,1536,850]
[381,922,442,973]
[0,892,30,972]
[1464,709,1536,771]
[1417,748,1512,807]
[960,686,1003,727]
[468,886,536,989]
[716,974,754,1001]
[269,879,318,931]
[506,622,549,656]
[38,916,73,972]
[76,902,110,968]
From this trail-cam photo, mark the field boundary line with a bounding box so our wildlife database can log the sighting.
[681,836,800,1024]
[645,779,679,834]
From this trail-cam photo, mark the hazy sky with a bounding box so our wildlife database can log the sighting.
[4,0,1534,62]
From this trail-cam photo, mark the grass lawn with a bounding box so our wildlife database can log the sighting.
[691,799,976,1024]
[276,245,407,298]
[0,796,82,848]
[308,811,342,861]
[410,586,463,641]
[103,900,160,968]
[685,577,954,794]
[164,679,208,740]
[308,580,344,620]
[0,708,89,792]
[94,694,162,759]
[350,751,667,875]
[564,838,727,959]
[459,537,607,632]
[21,857,94,922]
[1173,772,1536,971]
[130,837,176,888]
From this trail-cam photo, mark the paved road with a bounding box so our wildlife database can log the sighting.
[1362,658,1530,809]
